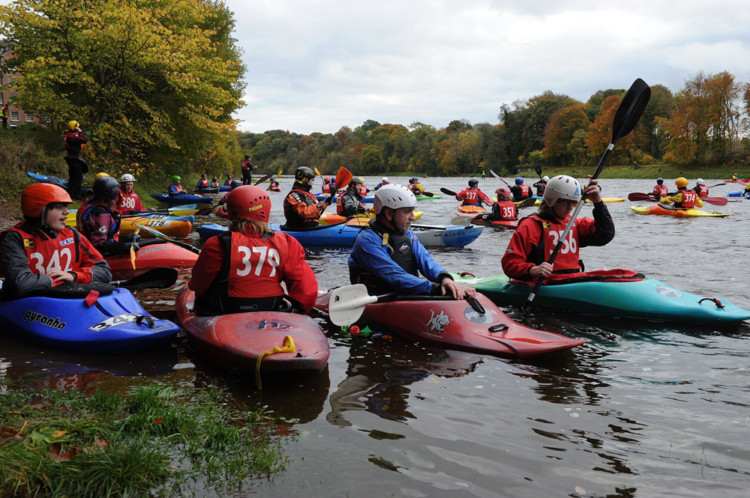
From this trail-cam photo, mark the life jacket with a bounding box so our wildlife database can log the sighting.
[350,225,418,294]
[357,185,368,197]
[197,179,209,188]
[210,181,220,188]
[653,185,669,198]
[519,184,531,197]
[2,223,83,278]
[283,188,320,227]
[460,188,481,206]
[195,231,287,314]
[676,189,697,209]
[526,214,582,273]
[696,185,709,197]
[78,204,121,244]
[116,190,142,213]
[322,183,332,194]
[494,200,518,221]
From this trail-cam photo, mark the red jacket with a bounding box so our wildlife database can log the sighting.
[188,231,317,312]
[456,187,491,206]
[116,190,145,215]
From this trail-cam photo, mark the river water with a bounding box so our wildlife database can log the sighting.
[1,177,748,497]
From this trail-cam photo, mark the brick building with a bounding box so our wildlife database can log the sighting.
[1,47,41,128]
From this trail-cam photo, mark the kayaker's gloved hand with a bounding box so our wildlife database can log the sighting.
[325,195,333,206]
[316,201,326,210]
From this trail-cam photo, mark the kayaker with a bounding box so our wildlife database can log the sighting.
[501,175,614,282]
[337,178,368,217]
[356,177,369,197]
[408,177,426,196]
[78,176,140,256]
[374,177,389,190]
[693,178,709,198]
[481,186,518,222]
[267,176,280,191]
[283,166,330,228]
[659,177,703,209]
[321,177,334,194]
[63,120,88,200]
[348,184,476,298]
[240,155,256,185]
[509,177,532,202]
[224,174,233,186]
[168,175,187,195]
[652,177,668,199]
[216,179,242,212]
[116,173,146,215]
[533,176,549,196]
[188,185,318,314]
[0,183,111,298]
[455,179,491,207]
[196,174,210,189]
[210,176,220,188]
[732,172,738,181]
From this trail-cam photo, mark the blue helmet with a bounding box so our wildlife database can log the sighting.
[515,177,524,185]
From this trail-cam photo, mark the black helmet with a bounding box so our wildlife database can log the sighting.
[212,176,218,182]
[93,176,120,202]
[230,179,242,189]
[294,166,315,186]
[656,177,664,185]
[351,177,362,186]
[468,178,479,187]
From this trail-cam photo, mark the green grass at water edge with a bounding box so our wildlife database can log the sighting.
[0,384,287,496]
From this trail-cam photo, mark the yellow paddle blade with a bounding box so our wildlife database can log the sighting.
[130,244,136,270]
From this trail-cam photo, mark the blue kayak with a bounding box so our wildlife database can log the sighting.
[452,272,750,326]
[151,193,213,205]
[726,190,750,198]
[0,288,179,352]
[27,171,92,195]
[195,186,230,193]
[196,222,483,248]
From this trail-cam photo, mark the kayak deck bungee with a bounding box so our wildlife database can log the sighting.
[630,204,729,217]
[176,287,330,375]
[196,222,483,248]
[106,241,198,279]
[314,291,583,357]
[151,193,213,205]
[452,272,750,325]
[0,287,179,352]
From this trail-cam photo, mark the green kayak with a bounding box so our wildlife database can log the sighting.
[452,272,750,326]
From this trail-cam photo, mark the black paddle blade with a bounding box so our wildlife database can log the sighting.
[612,78,651,144]
[534,165,543,178]
[115,267,178,290]
[440,187,458,196]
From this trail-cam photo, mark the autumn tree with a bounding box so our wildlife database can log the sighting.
[0,0,245,177]
[542,104,590,165]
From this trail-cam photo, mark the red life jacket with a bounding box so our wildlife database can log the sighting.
[697,185,709,197]
[528,214,581,273]
[519,184,531,197]
[459,188,480,206]
[677,189,697,208]
[197,179,209,188]
[6,224,82,277]
[223,231,291,298]
[653,185,669,198]
[116,190,144,214]
[357,185,368,197]
[496,200,518,220]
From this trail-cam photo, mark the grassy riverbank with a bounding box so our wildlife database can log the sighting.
[0,384,286,496]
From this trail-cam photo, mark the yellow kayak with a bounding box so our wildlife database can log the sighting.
[319,211,423,225]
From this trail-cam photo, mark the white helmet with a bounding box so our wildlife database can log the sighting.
[373,184,417,214]
[382,177,388,182]
[542,176,550,182]
[120,173,135,183]
[543,175,581,207]
[697,178,705,185]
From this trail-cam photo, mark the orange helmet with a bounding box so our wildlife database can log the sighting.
[22,183,72,218]
[226,185,271,222]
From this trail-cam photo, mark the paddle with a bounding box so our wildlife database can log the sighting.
[112,267,179,290]
[419,191,434,197]
[526,78,651,308]
[534,165,543,180]
[440,187,458,197]
[628,192,728,206]
[253,173,273,186]
[516,198,537,208]
[489,170,511,186]
[335,167,353,190]
[708,182,725,188]
[135,224,201,254]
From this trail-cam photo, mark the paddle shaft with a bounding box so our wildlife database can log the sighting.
[527,78,651,306]
[113,267,178,290]
[136,223,201,254]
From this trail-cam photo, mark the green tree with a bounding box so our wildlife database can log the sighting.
[0,0,245,177]
[542,104,589,165]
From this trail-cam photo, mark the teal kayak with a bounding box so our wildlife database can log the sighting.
[452,272,750,326]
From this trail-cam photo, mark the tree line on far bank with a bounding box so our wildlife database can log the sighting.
[239,72,750,178]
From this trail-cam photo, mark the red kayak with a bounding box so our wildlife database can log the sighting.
[454,204,486,217]
[315,291,583,357]
[471,217,519,229]
[106,241,198,279]
[176,287,330,376]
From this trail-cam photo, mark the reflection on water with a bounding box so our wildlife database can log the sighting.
[2,178,750,497]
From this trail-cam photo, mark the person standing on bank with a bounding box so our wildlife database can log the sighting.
[63,120,88,200]
[241,155,256,185]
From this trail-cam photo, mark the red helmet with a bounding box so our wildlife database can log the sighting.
[226,185,271,222]
[22,183,72,218]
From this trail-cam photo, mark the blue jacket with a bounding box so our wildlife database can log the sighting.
[348,225,449,295]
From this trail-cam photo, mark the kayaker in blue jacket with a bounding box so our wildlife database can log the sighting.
[348,184,475,298]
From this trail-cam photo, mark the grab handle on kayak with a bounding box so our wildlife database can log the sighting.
[489,324,509,333]
[465,296,485,315]
[698,297,725,309]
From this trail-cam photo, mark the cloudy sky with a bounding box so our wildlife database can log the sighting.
[227,0,750,135]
